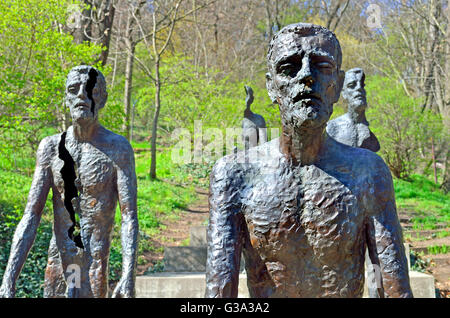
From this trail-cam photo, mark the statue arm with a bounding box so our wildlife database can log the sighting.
[0,138,53,297]
[205,160,245,298]
[112,141,138,298]
[365,157,413,298]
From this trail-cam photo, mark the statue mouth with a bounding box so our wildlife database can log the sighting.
[292,92,322,105]
[75,102,89,109]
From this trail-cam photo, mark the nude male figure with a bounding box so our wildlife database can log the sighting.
[205,23,412,298]
[0,66,138,298]
[327,68,380,152]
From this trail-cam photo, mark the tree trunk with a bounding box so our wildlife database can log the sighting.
[150,58,161,179]
[96,0,116,66]
[123,42,135,140]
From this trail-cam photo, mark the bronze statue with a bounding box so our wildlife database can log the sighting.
[205,23,412,298]
[242,85,267,150]
[326,68,380,152]
[0,66,138,298]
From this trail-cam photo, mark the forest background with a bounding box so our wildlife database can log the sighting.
[0,0,448,297]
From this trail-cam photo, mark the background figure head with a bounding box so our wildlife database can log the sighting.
[342,68,367,113]
[266,23,344,132]
[245,85,254,110]
[65,65,107,124]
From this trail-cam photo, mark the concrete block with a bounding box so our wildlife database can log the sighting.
[164,247,207,272]
[164,246,245,272]
[363,270,435,298]
[136,273,249,298]
[137,270,435,298]
[190,226,207,247]
[409,271,435,298]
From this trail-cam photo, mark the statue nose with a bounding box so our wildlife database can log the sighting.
[76,84,88,99]
[298,59,314,88]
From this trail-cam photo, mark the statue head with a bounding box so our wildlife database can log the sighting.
[65,65,107,124]
[342,68,367,112]
[245,85,254,110]
[266,23,344,131]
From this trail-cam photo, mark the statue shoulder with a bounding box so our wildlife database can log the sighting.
[102,127,133,152]
[36,134,60,166]
[326,115,346,134]
[210,138,280,188]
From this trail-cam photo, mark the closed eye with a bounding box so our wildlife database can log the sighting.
[279,63,300,77]
[68,85,79,94]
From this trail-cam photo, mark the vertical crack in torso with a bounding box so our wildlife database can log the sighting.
[58,132,84,249]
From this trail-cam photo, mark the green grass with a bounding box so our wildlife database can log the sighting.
[394,174,450,230]
[427,244,449,255]
[436,230,449,239]
[0,169,53,297]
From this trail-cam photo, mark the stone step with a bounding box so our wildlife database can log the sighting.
[163,246,245,272]
[164,247,207,272]
[404,229,449,239]
[402,223,448,231]
[136,271,435,298]
[190,226,207,247]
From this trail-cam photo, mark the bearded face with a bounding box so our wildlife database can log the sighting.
[65,67,106,125]
[267,30,344,132]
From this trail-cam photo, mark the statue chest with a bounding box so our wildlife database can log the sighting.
[52,143,117,198]
[241,164,365,262]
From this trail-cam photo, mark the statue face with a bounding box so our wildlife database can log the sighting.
[66,68,104,123]
[342,69,367,112]
[267,31,344,131]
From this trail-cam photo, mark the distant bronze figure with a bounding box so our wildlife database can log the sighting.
[242,85,267,150]
[326,68,380,152]
[0,66,138,298]
[206,23,412,298]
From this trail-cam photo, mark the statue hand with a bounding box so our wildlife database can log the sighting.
[111,277,134,298]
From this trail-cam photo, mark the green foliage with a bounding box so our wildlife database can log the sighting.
[0,169,53,297]
[427,244,449,255]
[133,54,280,142]
[410,251,431,273]
[394,174,449,231]
[394,175,449,216]
[366,75,443,179]
[0,0,103,172]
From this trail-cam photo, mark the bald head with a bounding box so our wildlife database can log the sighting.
[267,23,342,72]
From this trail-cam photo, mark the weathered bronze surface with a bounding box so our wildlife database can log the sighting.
[205,23,412,298]
[326,68,380,152]
[242,85,267,149]
[0,66,138,298]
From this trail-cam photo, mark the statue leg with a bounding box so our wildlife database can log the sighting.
[44,235,67,298]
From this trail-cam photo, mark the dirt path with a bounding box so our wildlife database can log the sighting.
[136,187,209,275]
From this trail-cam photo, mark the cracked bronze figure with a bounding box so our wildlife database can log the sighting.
[205,23,412,298]
[0,66,138,298]
[326,68,380,152]
[242,85,267,150]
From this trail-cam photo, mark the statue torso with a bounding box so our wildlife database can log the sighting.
[232,139,370,297]
[326,114,380,152]
[47,128,122,260]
